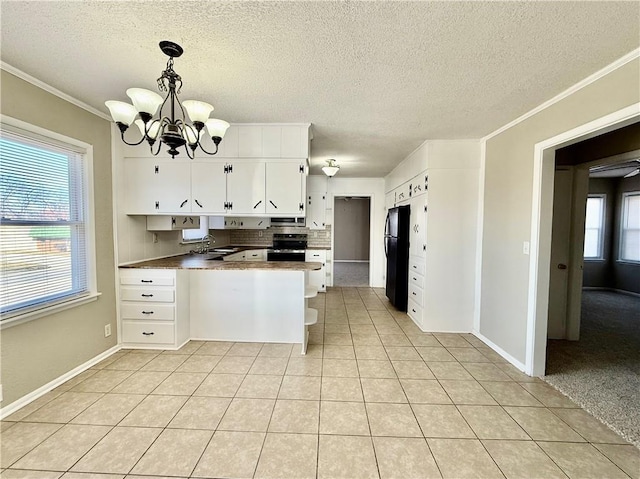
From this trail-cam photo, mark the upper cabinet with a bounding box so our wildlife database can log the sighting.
[307,192,326,229]
[122,123,310,216]
[265,162,306,216]
[220,124,310,159]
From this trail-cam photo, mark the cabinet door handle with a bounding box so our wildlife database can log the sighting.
[155,201,159,210]
[140,279,153,283]
[142,311,154,315]
[142,332,155,336]
[253,200,262,209]
[412,265,417,269]
[141,294,153,298]
[180,199,188,208]
[412,308,416,313]
[195,199,203,208]
[269,200,277,209]
[413,277,417,281]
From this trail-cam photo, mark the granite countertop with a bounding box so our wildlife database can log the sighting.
[120,254,322,271]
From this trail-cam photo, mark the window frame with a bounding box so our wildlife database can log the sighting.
[0,115,99,328]
[583,193,606,261]
[618,191,640,264]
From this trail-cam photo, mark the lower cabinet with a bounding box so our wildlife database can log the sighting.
[407,256,425,329]
[119,268,189,349]
[305,249,326,292]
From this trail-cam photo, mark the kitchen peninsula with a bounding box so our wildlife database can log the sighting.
[119,253,322,351]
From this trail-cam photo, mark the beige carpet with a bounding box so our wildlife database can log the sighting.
[544,290,640,448]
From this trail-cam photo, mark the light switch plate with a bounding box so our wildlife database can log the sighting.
[523,241,530,255]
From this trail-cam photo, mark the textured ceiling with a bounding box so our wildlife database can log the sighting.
[1,1,638,177]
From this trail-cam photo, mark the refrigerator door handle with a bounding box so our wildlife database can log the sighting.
[384,211,390,237]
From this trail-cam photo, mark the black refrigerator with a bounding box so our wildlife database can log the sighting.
[384,205,410,311]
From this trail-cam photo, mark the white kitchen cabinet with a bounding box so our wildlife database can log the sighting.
[245,249,267,261]
[266,162,306,216]
[409,196,427,259]
[191,160,227,214]
[154,161,192,213]
[305,249,326,292]
[226,161,266,214]
[307,191,326,229]
[385,191,396,210]
[119,268,189,349]
[238,125,263,158]
[146,215,200,231]
[124,158,191,214]
[210,217,270,229]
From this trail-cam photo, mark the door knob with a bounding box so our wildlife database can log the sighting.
[557,264,567,270]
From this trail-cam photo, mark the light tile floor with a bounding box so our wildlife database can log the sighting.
[1,287,638,479]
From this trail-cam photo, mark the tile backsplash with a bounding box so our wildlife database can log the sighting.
[219,225,332,248]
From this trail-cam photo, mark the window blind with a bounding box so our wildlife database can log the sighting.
[0,129,88,318]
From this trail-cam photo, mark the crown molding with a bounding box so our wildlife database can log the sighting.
[483,48,640,142]
[1,61,111,121]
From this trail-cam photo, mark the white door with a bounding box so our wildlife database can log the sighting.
[226,161,266,214]
[191,160,227,214]
[547,168,573,339]
[266,162,304,215]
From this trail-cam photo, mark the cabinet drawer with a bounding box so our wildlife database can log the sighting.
[407,298,423,325]
[408,283,424,306]
[120,271,175,286]
[121,303,175,321]
[120,287,175,303]
[121,321,175,345]
[409,259,425,276]
[305,250,326,261]
[409,271,424,289]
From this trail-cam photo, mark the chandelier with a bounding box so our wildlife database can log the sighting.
[105,41,229,159]
[322,159,340,177]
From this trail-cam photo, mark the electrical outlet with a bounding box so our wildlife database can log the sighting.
[258,231,263,237]
[152,233,159,243]
[104,324,112,337]
[523,241,530,255]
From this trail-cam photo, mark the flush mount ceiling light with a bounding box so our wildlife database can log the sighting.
[105,41,230,159]
[322,159,340,177]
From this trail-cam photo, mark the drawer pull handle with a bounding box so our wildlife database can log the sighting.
[140,280,153,283]
[413,265,417,269]
[142,332,155,336]
[412,292,416,295]
[413,277,417,281]
[412,309,416,313]
[142,311,154,315]
[141,294,153,298]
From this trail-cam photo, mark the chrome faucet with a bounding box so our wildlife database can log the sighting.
[199,234,214,254]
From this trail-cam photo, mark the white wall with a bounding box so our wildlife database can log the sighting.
[327,178,386,287]
[478,56,640,368]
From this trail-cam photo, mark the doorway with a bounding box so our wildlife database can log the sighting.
[526,105,639,377]
[333,196,371,286]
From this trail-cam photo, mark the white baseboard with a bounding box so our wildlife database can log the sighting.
[472,330,528,373]
[0,345,121,420]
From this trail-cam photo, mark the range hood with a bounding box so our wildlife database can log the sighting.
[270,217,306,227]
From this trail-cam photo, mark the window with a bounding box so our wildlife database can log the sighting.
[620,192,640,262]
[584,195,605,259]
[182,216,209,242]
[0,122,95,321]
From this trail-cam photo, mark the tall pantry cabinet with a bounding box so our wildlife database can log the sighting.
[386,141,479,333]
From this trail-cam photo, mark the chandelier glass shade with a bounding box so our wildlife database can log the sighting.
[322,159,340,177]
[105,41,229,159]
